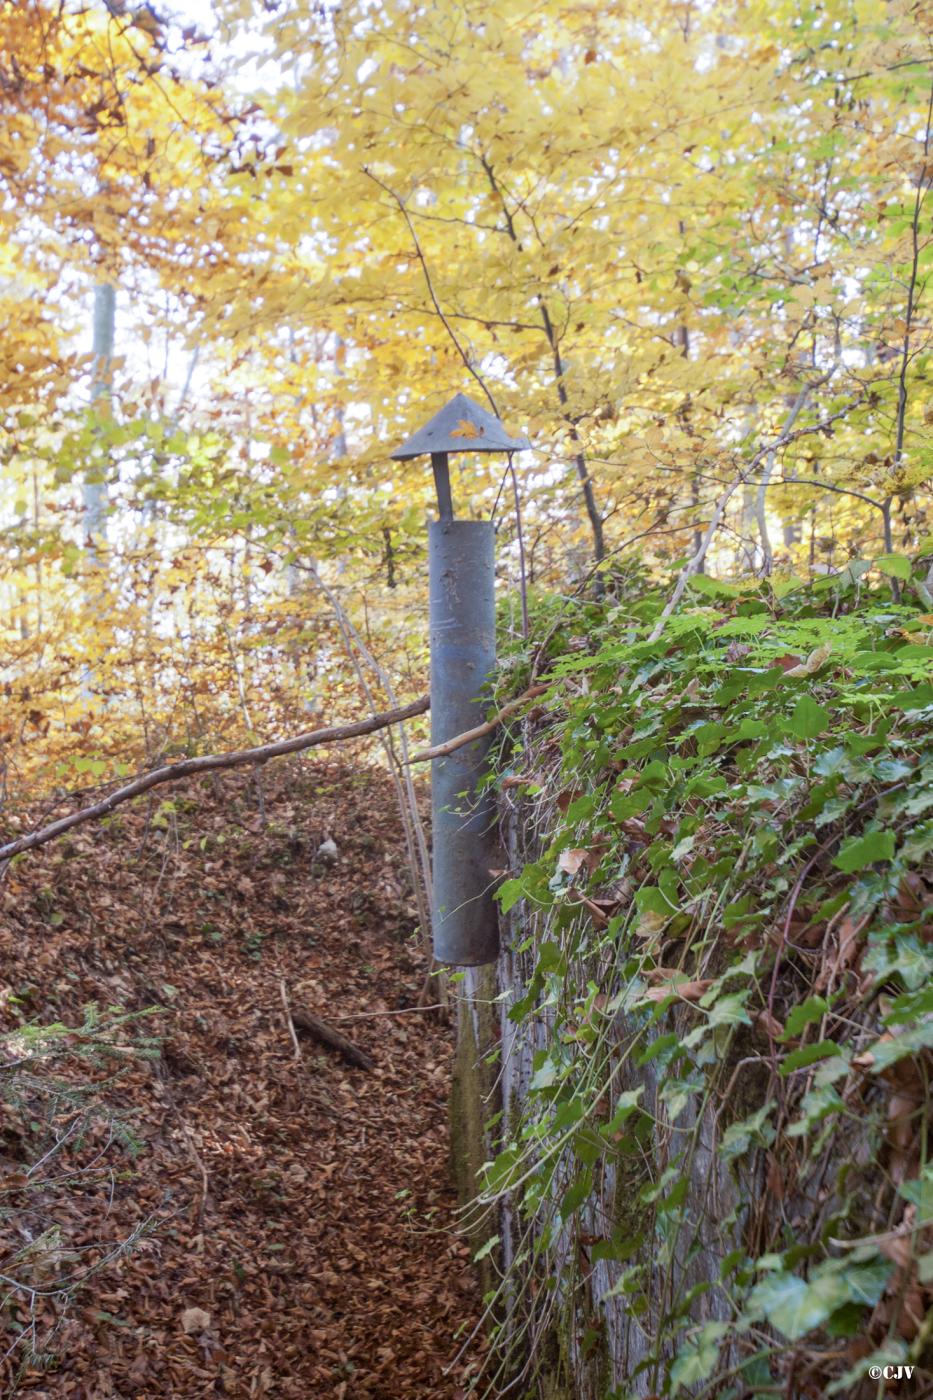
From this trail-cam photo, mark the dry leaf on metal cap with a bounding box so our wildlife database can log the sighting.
[449,418,484,439]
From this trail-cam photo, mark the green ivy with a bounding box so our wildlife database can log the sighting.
[471,568,933,1397]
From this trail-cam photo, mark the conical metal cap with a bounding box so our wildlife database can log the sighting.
[390,393,529,459]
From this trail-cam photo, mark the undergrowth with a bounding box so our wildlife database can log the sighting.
[0,1006,161,1383]
[469,556,933,1398]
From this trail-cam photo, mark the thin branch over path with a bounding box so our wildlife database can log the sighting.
[0,696,429,865]
[407,684,549,763]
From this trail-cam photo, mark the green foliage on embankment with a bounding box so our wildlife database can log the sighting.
[474,560,933,1398]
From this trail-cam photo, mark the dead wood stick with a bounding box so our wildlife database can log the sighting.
[0,695,429,865]
[407,684,549,764]
[330,1003,446,1023]
[279,979,302,1061]
[290,1007,375,1071]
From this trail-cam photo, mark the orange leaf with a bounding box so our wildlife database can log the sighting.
[449,418,484,439]
[558,847,589,876]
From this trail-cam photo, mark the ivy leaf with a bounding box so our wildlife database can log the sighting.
[497,878,524,913]
[669,1321,727,1391]
[863,935,933,993]
[705,990,751,1027]
[747,1272,823,1339]
[530,1055,562,1091]
[857,1021,933,1071]
[719,1101,776,1161]
[610,787,651,821]
[635,886,678,917]
[473,1235,500,1263]
[781,1040,843,1074]
[781,996,828,1040]
[602,1087,644,1136]
[902,820,933,863]
[559,1168,593,1220]
[898,1165,933,1221]
[748,1260,888,1341]
[832,830,896,873]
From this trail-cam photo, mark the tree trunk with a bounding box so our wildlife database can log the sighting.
[85,281,115,563]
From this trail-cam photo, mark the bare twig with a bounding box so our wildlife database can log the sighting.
[330,1003,446,1023]
[647,470,747,643]
[362,167,499,416]
[407,684,549,764]
[296,560,433,947]
[279,979,302,1062]
[161,1081,209,1228]
[0,695,429,864]
[772,477,886,514]
[755,365,837,575]
[477,153,605,566]
[508,452,530,639]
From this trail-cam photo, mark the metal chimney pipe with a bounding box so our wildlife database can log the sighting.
[390,393,529,965]
[428,518,498,964]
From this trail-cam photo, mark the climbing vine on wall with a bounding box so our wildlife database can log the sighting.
[469,554,933,1398]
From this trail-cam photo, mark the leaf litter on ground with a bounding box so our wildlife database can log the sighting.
[0,759,485,1398]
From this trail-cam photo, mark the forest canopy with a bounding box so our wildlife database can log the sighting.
[1,0,932,798]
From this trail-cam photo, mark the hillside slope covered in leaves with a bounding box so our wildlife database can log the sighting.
[457,564,933,1399]
[0,761,483,1397]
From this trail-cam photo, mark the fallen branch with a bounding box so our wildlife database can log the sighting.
[330,1003,446,1023]
[279,979,303,1062]
[290,1007,375,1071]
[0,695,429,865]
[407,684,549,764]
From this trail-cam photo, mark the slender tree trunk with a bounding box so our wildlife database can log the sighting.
[477,156,605,566]
[888,80,933,590]
[755,386,809,576]
[33,466,42,637]
[81,281,115,699]
[85,282,115,563]
[538,302,605,564]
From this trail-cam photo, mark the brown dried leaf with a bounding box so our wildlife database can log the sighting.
[784,643,833,677]
[756,1008,785,1041]
[180,1307,211,1335]
[558,847,589,876]
[555,788,585,813]
[641,972,712,1003]
[815,916,863,993]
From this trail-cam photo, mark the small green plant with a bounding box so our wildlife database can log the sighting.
[242,928,266,959]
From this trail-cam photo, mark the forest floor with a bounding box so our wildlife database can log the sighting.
[0,759,485,1398]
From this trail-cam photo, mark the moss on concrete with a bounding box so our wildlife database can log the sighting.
[449,963,501,1288]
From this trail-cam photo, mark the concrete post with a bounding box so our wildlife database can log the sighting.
[428,518,499,965]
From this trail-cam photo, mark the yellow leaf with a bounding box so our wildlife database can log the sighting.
[450,418,484,439]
